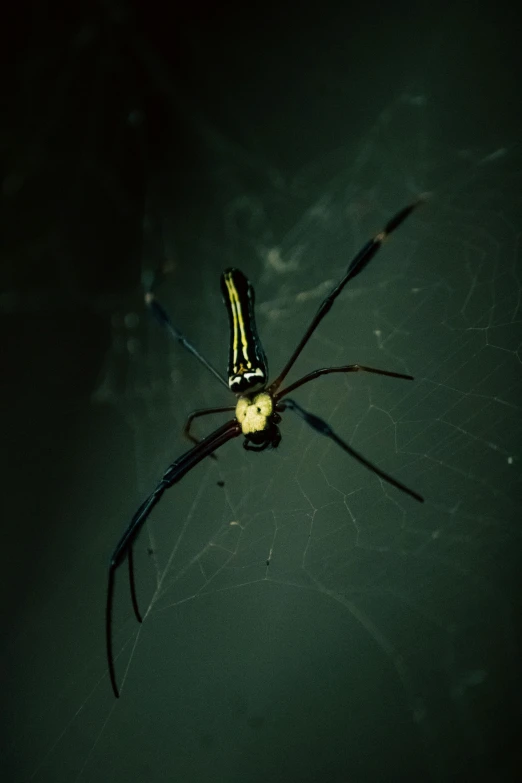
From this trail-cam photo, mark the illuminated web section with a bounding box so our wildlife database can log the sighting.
[21,101,522,781]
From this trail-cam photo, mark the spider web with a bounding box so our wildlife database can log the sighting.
[5,6,522,783]
[20,122,521,783]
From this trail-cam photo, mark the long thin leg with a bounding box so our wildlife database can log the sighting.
[280,398,423,503]
[145,291,229,391]
[106,418,241,698]
[183,406,236,447]
[276,364,413,399]
[268,198,424,394]
[127,547,142,623]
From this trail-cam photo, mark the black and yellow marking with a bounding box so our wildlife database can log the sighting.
[221,268,268,393]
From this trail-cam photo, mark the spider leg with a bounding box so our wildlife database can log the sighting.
[268,198,424,394]
[106,418,241,698]
[183,406,236,459]
[127,547,142,623]
[145,291,229,390]
[280,398,423,503]
[276,364,413,399]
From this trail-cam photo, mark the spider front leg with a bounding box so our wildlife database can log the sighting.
[276,364,414,399]
[107,419,241,698]
[268,197,424,395]
[145,291,229,390]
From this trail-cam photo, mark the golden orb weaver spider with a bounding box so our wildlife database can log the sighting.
[107,199,425,697]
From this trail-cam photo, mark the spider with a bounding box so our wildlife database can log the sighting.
[107,198,424,697]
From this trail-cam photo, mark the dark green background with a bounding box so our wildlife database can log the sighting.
[2,1,521,781]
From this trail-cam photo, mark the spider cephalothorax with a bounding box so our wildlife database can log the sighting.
[107,198,425,698]
[235,392,282,450]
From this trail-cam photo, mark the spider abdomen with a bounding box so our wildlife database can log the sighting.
[221,268,268,393]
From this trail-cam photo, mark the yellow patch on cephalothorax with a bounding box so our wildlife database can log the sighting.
[235,393,273,435]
